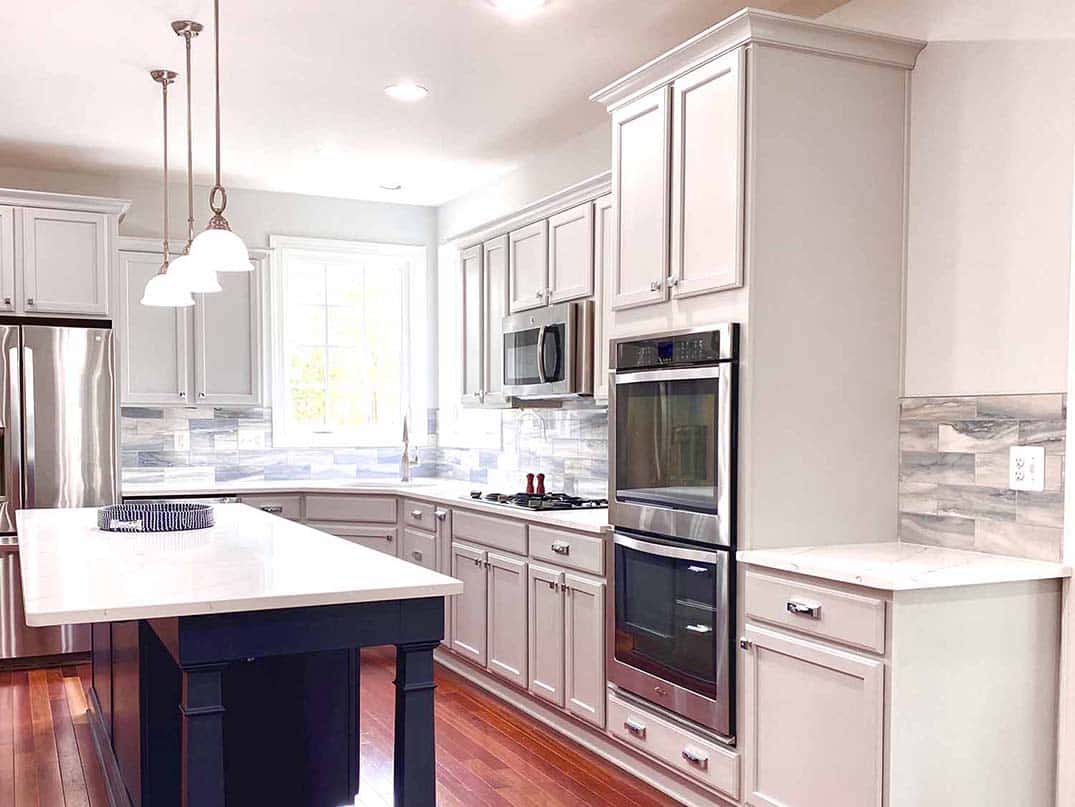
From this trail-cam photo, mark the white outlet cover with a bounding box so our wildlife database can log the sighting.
[1009,445,1046,492]
[173,431,190,452]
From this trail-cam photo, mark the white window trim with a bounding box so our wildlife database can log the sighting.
[268,234,428,448]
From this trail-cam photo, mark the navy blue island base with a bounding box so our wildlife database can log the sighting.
[91,596,444,807]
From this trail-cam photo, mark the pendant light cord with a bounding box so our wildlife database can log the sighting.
[212,0,224,208]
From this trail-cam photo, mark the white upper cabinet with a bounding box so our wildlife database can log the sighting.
[670,50,745,298]
[118,250,189,405]
[460,244,484,404]
[482,235,509,406]
[508,220,549,313]
[193,255,265,405]
[611,86,671,310]
[547,202,594,304]
[0,207,15,313]
[592,194,613,400]
[21,208,110,316]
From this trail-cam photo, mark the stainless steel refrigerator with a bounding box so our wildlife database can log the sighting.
[0,324,116,660]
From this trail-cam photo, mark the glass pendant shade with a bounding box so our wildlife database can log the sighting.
[141,268,195,307]
[190,226,250,272]
[168,252,222,292]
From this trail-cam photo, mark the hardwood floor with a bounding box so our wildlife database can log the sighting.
[1,648,681,807]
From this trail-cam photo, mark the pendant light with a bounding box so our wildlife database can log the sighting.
[167,20,222,294]
[188,0,251,273]
[141,69,195,308]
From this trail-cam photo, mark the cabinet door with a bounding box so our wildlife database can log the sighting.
[192,253,264,405]
[508,220,549,313]
[548,202,594,304]
[611,86,671,310]
[564,573,606,728]
[528,563,565,707]
[315,523,399,556]
[460,244,484,405]
[118,250,190,405]
[486,551,528,687]
[21,207,110,316]
[671,49,745,298]
[0,206,15,312]
[592,194,613,401]
[482,235,510,406]
[742,624,883,807]
[451,541,488,666]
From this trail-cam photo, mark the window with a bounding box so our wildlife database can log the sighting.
[269,236,428,447]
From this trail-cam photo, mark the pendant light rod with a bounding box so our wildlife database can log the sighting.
[210,0,225,215]
[150,69,177,270]
[171,20,203,248]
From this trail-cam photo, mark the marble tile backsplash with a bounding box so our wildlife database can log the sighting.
[899,394,1067,561]
[120,405,609,498]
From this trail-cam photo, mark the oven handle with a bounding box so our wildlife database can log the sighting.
[613,533,719,565]
[536,325,548,384]
[613,365,725,385]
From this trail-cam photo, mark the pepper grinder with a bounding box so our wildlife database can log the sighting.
[526,473,535,495]
[536,473,546,496]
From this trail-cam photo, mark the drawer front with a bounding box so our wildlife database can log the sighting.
[608,692,740,799]
[239,494,302,521]
[403,499,436,530]
[744,570,886,654]
[452,509,527,555]
[304,494,397,524]
[309,522,399,557]
[402,527,437,570]
[529,525,604,575]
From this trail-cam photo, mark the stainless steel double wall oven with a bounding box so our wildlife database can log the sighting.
[607,324,738,740]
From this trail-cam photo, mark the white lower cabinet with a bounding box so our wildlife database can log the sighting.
[528,563,565,706]
[309,522,399,557]
[451,541,489,666]
[741,623,884,807]
[486,551,528,687]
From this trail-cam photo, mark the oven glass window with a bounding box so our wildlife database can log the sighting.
[615,377,719,513]
[614,539,722,699]
[503,324,566,387]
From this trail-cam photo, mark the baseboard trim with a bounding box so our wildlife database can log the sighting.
[434,649,736,807]
[87,688,134,807]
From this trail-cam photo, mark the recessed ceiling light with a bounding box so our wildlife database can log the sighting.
[379,183,402,191]
[384,81,429,102]
[489,0,546,15]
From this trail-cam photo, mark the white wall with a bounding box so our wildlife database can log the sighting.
[821,0,1075,396]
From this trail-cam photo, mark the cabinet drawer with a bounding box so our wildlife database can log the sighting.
[608,692,739,799]
[310,522,398,556]
[239,494,302,521]
[403,499,436,530]
[529,525,604,576]
[452,509,527,555]
[402,527,436,570]
[744,570,886,654]
[304,494,397,524]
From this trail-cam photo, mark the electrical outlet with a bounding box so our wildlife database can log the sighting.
[173,431,190,452]
[1009,446,1046,492]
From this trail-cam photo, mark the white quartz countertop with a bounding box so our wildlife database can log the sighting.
[122,479,612,535]
[16,504,463,627]
[737,542,1071,591]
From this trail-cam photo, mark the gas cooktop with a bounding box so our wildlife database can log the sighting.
[467,491,608,512]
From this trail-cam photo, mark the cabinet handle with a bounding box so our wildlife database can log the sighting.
[786,599,822,619]
[473,558,481,567]
[198,392,207,399]
[535,290,544,299]
[25,297,34,306]
[649,280,663,292]
[2,297,9,305]
[684,624,712,634]
[739,637,752,651]
[623,719,647,739]
[410,509,423,519]
[259,505,283,514]
[434,509,448,522]
[179,391,186,399]
[681,746,709,770]
[667,276,680,288]
[385,534,393,542]
[551,541,570,556]
[412,550,423,562]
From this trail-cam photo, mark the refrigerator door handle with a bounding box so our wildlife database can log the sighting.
[22,346,35,508]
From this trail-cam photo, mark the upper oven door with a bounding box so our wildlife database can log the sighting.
[502,304,575,396]
[610,363,736,546]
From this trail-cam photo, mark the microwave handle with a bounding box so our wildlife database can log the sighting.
[536,325,548,384]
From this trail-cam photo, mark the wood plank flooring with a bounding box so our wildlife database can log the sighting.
[1,648,681,807]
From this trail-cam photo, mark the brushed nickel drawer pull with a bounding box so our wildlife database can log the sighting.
[551,541,570,556]
[786,598,821,619]
[682,746,709,770]
[410,509,423,519]
[623,718,647,739]
[412,550,423,562]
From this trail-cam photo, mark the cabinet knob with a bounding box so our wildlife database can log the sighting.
[434,509,448,521]
[179,391,186,399]
[412,550,423,562]
[385,534,393,542]
[26,297,34,306]
[649,280,663,292]
[411,509,423,519]
[2,297,9,305]
[535,290,544,299]
[667,276,680,288]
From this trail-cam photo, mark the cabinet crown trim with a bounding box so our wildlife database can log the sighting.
[0,187,131,218]
[589,7,926,110]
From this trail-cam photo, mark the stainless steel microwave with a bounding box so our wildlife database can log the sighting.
[502,301,594,399]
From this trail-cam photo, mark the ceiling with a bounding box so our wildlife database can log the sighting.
[0,0,846,206]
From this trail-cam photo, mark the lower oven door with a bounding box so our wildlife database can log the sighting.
[608,531,733,739]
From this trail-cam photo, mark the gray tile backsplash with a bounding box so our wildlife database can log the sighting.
[899,394,1067,561]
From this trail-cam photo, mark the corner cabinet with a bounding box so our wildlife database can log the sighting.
[117,243,266,406]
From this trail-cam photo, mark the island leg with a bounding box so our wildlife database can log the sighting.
[180,663,227,807]
[393,640,438,807]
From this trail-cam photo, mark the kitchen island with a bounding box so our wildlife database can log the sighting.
[16,504,463,807]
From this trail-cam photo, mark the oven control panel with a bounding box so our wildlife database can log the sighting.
[615,327,735,370]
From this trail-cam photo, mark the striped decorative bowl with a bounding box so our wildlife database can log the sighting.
[97,502,215,533]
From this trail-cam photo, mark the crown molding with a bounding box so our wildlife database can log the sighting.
[446,170,611,248]
[0,187,131,217]
[590,7,927,110]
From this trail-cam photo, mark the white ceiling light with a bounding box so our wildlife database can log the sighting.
[384,81,429,102]
[488,0,547,16]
